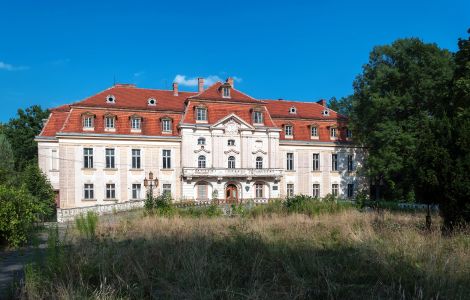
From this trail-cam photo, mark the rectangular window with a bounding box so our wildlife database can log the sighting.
[105,148,115,169]
[196,107,207,121]
[332,184,339,197]
[131,118,141,130]
[162,119,171,132]
[313,184,320,198]
[332,154,338,171]
[223,87,230,98]
[255,184,263,198]
[253,111,263,124]
[312,153,320,171]
[285,125,293,137]
[162,184,171,196]
[228,139,235,146]
[105,116,115,129]
[132,184,141,199]
[330,127,337,138]
[84,184,94,199]
[51,149,58,170]
[347,183,354,198]
[83,148,93,169]
[132,149,141,169]
[197,184,207,200]
[162,150,171,169]
[286,153,294,170]
[83,117,93,128]
[346,129,353,138]
[311,126,318,137]
[347,154,353,172]
[106,184,116,199]
[287,184,294,197]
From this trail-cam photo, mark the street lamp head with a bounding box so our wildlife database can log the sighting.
[144,178,148,187]
[149,171,154,180]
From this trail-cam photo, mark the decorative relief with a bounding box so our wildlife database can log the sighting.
[224,120,239,135]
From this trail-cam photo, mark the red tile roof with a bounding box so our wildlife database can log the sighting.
[263,99,346,120]
[189,82,261,104]
[39,108,70,137]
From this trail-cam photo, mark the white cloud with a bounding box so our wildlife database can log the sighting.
[0,61,28,71]
[173,74,243,87]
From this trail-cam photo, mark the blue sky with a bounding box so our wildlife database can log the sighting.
[0,0,468,122]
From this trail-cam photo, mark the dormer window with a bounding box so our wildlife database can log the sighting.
[311,126,318,137]
[130,116,141,130]
[322,109,330,117]
[197,137,206,145]
[105,115,116,131]
[106,95,116,104]
[289,106,297,114]
[148,98,157,106]
[82,113,95,130]
[253,111,263,124]
[285,125,293,137]
[196,106,207,122]
[223,87,230,98]
[161,118,172,133]
[330,127,337,138]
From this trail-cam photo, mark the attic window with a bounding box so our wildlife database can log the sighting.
[148,98,157,106]
[223,87,230,98]
[289,106,297,114]
[322,109,330,116]
[106,95,116,103]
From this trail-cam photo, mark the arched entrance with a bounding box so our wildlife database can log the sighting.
[225,184,238,203]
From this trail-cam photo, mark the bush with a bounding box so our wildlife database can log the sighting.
[75,211,99,239]
[284,194,354,216]
[0,185,39,247]
[145,193,175,216]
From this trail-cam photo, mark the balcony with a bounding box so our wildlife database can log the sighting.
[182,167,283,181]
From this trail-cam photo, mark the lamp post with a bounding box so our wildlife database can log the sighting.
[144,171,159,199]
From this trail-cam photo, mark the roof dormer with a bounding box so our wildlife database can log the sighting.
[220,82,231,98]
[106,94,116,104]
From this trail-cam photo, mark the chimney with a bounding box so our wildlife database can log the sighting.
[317,99,327,107]
[172,82,178,96]
[198,77,204,93]
[226,77,234,88]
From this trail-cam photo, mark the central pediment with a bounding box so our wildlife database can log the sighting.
[210,113,254,133]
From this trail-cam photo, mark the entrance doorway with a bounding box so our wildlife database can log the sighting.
[225,184,238,203]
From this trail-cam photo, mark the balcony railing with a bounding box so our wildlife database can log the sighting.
[182,167,283,180]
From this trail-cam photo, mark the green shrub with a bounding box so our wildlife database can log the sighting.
[179,204,223,218]
[284,194,354,216]
[75,211,99,239]
[145,193,176,216]
[0,185,39,247]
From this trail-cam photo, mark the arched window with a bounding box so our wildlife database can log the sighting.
[198,155,206,168]
[228,156,235,169]
[256,157,263,169]
[197,137,206,145]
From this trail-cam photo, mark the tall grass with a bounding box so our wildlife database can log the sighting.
[19,209,470,299]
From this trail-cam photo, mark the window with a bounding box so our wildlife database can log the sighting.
[287,184,294,197]
[330,127,337,138]
[51,149,58,170]
[198,155,206,168]
[162,119,172,132]
[83,116,93,128]
[286,153,294,171]
[347,154,353,172]
[322,109,330,116]
[289,107,297,114]
[197,137,206,145]
[228,156,235,169]
[106,183,116,199]
[313,184,320,198]
[105,116,115,129]
[196,107,207,121]
[197,182,208,200]
[162,150,171,169]
[132,149,141,169]
[332,154,338,171]
[131,118,141,130]
[311,126,318,137]
[285,125,293,137]
[162,184,172,196]
[347,183,354,198]
[105,148,115,169]
[132,184,141,199]
[346,128,353,138]
[223,87,230,98]
[83,148,93,169]
[256,157,263,169]
[228,139,235,146]
[312,153,320,171]
[106,95,115,103]
[84,184,94,199]
[253,111,263,124]
[148,98,156,106]
[255,184,263,198]
[332,184,339,197]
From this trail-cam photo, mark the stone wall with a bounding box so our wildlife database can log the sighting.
[56,200,144,223]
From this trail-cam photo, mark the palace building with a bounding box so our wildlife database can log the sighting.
[36,78,366,209]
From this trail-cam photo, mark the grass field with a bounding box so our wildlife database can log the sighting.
[17,205,470,299]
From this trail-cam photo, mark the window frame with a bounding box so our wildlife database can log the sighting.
[255,156,263,169]
[287,184,294,197]
[198,155,207,168]
[311,126,318,137]
[197,137,206,145]
[228,156,235,169]
[83,148,93,169]
[105,116,115,129]
[105,183,116,199]
[105,148,115,169]
[347,183,354,198]
[132,184,141,199]
[162,150,171,169]
[196,107,207,122]
[84,184,94,199]
[255,183,263,198]
[131,117,141,130]
[286,152,294,171]
[313,184,320,198]
[332,184,339,197]
[162,184,172,196]
[227,139,235,146]
[83,116,94,129]
[162,118,172,133]
[285,125,293,137]
[197,183,208,200]
[253,111,263,124]
[330,127,337,138]
[312,153,320,171]
[131,149,141,169]
[51,149,58,170]
[332,154,338,171]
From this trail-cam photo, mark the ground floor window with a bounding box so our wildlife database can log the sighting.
[287,184,294,197]
[197,183,208,200]
[162,184,171,196]
[106,184,116,199]
[347,183,354,198]
[313,184,320,198]
[332,184,339,197]
[84,184,94,199]
[132,184,141,199]
[255,184,263,198]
